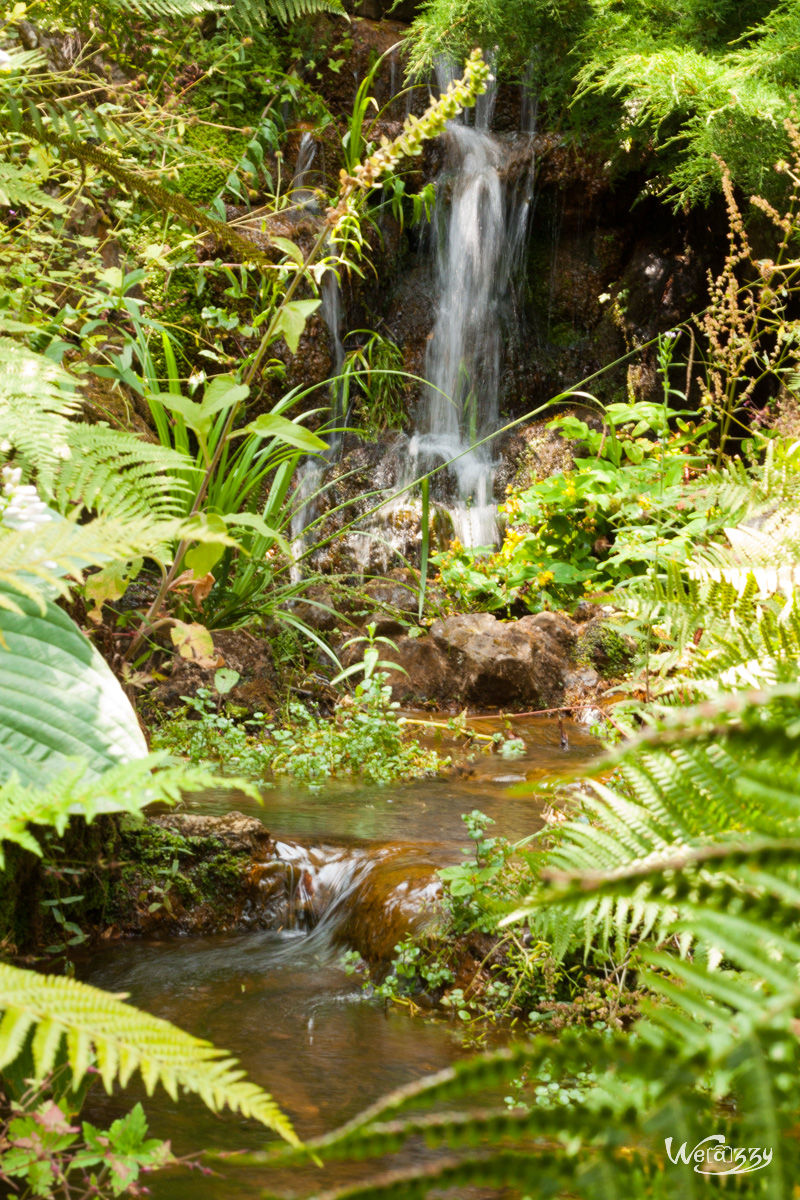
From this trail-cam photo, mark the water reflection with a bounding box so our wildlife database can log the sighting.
[184,715,601,846]
[79,716,602,1198]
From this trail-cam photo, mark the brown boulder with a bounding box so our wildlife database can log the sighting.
[375,611,578,710]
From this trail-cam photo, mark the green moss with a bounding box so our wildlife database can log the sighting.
[143,263,205,381]
[573,621,632,678]
[177,125,247,205]
[112,820,252,923]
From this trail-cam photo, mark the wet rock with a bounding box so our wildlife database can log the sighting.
[375,611,579,710]
[495,418,575,495]
[357,569,422,636]
[112,817,443,959]
[112,813,288,937]
[571,600,610,624]
[149,628,278,713]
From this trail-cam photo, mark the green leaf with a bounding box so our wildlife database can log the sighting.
[214,668,240,695]
[0,589,146,786]
[225,511,290,552]
[153,376,248,454]
[243,413,327,452]
[200,374,250,417]
[84,558,143,623]
[185,540,226,576]
[272,299,321,354]
[270,236,305,266]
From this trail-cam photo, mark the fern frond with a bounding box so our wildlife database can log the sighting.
[0,338,193,521]
[123,0,217,14]
[0,963,299,1145]
[0,754,261,866]
[264,0,344,22]
[55,426,195,520]
[2,120,278,273]
[0,162,65,211]
[108,0,344,21]
[0,516,169,606]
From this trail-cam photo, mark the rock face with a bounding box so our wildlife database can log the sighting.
[149,628,278,714]
[372,611,579,709]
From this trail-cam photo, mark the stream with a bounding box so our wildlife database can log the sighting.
[79,717,601,1198]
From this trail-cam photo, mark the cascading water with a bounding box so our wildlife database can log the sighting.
[290,130,318,204]
[408,63,536,548]
[290,65,537,576]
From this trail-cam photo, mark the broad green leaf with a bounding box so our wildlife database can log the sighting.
[0,590,147,786]
[84,558,142,624]
[184,540,225,576]
[243,413,327,452]
[272,299,321,354]
[152,393,210,438]
[214,668,240,695]
[270,236,305,266]
[152,377,247,450]
[225,511,289,552]
[199,374,249,417]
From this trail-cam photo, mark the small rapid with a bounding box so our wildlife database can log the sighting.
[79,717,600,1199]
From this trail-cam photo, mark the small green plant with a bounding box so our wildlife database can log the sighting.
[154,668,444,784]
[434,383,717,615]
[438,810,513,934]
[0,1090,177,1200]
[340,331,409,441]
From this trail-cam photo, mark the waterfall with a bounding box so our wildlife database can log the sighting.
[408,62,536,548]
[290,64,536,576]
[290,131,318,204]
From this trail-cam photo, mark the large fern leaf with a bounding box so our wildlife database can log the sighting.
[103,0,344,20]
[0,339,191,521]
[0,963,299,1146]
[0,755,261,866]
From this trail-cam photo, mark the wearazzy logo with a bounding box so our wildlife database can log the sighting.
[665,1135,773,1175]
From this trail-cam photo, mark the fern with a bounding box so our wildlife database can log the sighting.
[0,161,64,211]
[264,0,344,22]
[231,696,800,1197]
[111,0,344,21]
[0,338,191,522]
[54,426,196,521]
[0,962,299,1144]
[0,754,261,866]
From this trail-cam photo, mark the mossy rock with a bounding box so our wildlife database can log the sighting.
[107,812,287,937]
[572,617,633,678]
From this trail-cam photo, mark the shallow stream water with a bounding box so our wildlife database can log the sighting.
[79,717,601,1198]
